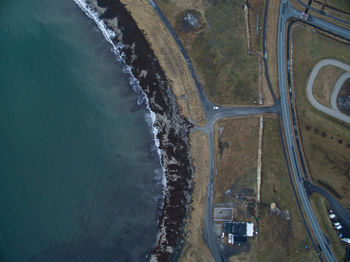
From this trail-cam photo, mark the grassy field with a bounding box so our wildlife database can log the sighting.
[156,0,261,105]
[220,117,318,261]
[291,24,350,208]
[310,194,346,261]
[179,131,214,262]
[256,117,318,262]
[312,65,344,107]
[214,116,259,203]
[120,0,206,126]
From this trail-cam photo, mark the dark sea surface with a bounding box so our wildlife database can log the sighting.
[0,0,163,261]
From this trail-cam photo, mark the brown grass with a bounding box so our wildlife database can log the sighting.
[247,0,265,54]
[312,65,345,107]
[156,0,261,106]
[265,0,281,98]
[291,0,350,31]
[120,0,206,126]
[179,131,214,262]
[310,194,345,261]
[214,116,259,203]
[314,0,350,13]
[291,24,350,207]
[224,117,318,261]
[257,117,318,262]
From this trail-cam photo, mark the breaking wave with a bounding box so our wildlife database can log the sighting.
[72,0,167,193]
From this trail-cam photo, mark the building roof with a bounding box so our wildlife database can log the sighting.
[234,235,247,242]
[233,222,246,236]
[246,223,254,237]
[224,222,233,233]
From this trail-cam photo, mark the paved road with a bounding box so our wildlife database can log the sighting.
[278,1,350,261]
[306,59,350,124]
[306,182,350,231]
[295,0,350,27]
[148,1,281,261]
[150,0,350,261]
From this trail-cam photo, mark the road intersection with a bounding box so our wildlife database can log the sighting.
[279,1,350,261]
[149,0,350,260]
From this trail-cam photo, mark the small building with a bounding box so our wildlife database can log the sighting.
[224,222,233,234]
[233,222,246,236]
[246,222,254,237]
[224,221,254,244]
[233,235,247,242]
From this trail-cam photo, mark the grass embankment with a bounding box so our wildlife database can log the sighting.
[310,193,345,261]
[156,0,261,105]
[311,0,350,13]
[214,117,259,204]
[291,24,350,260]
[265,0,281,98]
[291,25,350,207]
[258,117,318,262]
[120,0,206,126]
[179,131,214,262]
[312,65,345,107]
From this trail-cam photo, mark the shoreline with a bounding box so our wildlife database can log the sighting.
[73,0,195,260]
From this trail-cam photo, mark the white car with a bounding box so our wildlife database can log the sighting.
[213,106,219,110]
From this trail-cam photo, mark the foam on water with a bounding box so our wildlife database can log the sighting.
[72,0,167,194]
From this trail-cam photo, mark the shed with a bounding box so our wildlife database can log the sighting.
[224,222,233,234]
[233,222,246,236]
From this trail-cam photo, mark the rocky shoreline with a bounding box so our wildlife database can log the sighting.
[76,0,194,261]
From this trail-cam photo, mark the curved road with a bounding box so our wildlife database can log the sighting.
[306,182,350,231]
[147,1,281,261]
[306,58,350,124]
[149,0,350,261]
[279,1,350,261]
[295,0,350,27]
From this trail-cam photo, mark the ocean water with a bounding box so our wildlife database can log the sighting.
[0,1,163,261]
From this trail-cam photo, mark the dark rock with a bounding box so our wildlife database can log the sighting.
[88,0,194,260]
